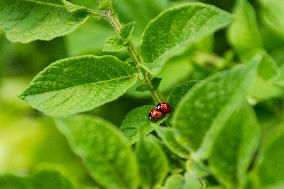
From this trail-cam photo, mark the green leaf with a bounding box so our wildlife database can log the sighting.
[62,0,85,12]
[56,115,139,189]
[173,56,260,160]
[209,102,260,189]
[140,3,232,71]
[258,54,279,80]
[21,55,137,116]
[135,135,169,188]
[255,126,284,188]
[156,127,190,159]
[120,105,158,144]
[111,0,169,36]
[66,21,115,56]
[103,35,125,52]
[259,0,284,38]
[166,80,199,109]
[163,174,185,189]
[227,0,263,54]
[136,77,162,92]
[0,170,75,189]
[251,53,284,102]
[0,0,90,43]
[120,22,135,42]
[163,172,202,189]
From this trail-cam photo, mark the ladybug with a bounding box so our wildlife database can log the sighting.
[148,107,164,120]
[156,102,171,114]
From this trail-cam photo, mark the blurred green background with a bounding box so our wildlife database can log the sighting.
[0,0,284,188]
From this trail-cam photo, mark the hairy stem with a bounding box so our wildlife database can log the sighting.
[104,10,164,103]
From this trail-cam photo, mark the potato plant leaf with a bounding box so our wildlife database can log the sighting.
[173,57,260,160]
[209,102,260,188]
[56,115,139,189]
[135,135,169,188]
[20,55,137,116]
[140,3,233,71]
[156,127,190,159]
[227,0,263,54]
[167,80,200,109]
[136,77,162,92]
[103,35,125,52]
[0,170,75,189]
[120,22,135,43]
[120,105,158,144]
[255,126,284,188]
[0,0,90,43]
[111,0,169,36]
[259,0,284,38]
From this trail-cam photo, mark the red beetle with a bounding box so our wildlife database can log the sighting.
[148,102,172,121]
[148,107,164,120]
[156,102,171,114]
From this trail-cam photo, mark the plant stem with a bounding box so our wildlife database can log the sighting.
[104,10,164,103]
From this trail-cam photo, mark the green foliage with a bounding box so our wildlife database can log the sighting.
[0,0,89,43]
[56,115,139,189]
[120,105,158,144]
[140,3,233,71]
[20,55,137,116]
[209,102,260,189]
[173,57,260,159]
[156,127,190,159]
[1,0,284,189]
[0,170,75,189]
[259,0,284,38]
[135,135,169,189]
[255,126,284,188]
[227,0,262,55]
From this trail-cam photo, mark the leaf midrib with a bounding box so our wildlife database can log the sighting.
[23,74,136,98]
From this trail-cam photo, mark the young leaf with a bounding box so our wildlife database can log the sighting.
[255,126,284,188]
[156,127,190,159]
[227,0,263,54]
[135,135,169,188]
[20,55,137,116]
[56,115,139,189]
[0,0,90,43]
[103,35,125,52]
[140,3,232,71]
[120,105,158,144]
[209,102,260,189]
[173,56,260,160]
[120,22,135,43]
[0,170,75,189]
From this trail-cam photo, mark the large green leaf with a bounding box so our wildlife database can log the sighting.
[56,115,139,189]
[140,3,232,71]
[120,105,158,144]
[227,0,263,54]
[20,55,137,116]
[135,135,169,189]
[0,170,75,189]
[209,102,260,189]
[0,0,89,43]
[173,57,260,160]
